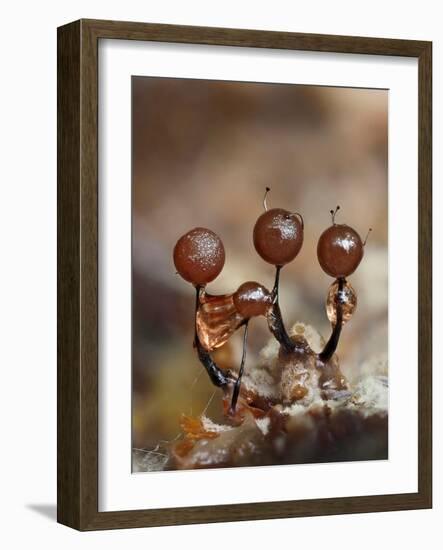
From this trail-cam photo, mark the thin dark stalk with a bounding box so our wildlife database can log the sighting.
[266,266,294,352]
[194,286,231,388]
[229,321,249,415]
[319,277,345,363]
[272,265,281,296]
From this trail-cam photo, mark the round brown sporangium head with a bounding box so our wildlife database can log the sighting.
[253,208,304,266]
[173,227,225,285]
[317,224,364,278]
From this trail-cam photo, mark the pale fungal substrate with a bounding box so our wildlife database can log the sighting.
[133,323,388,472]
[133,446,169,473]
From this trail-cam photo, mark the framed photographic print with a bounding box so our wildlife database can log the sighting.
[57,19,432,530]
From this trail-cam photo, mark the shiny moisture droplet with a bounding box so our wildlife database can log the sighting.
[196,292,246,351]
[326,280,357,326]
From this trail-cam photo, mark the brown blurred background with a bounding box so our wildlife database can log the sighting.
[132,76,388,455]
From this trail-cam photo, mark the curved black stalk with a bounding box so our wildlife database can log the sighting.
[194,286,231,388]
[229,321,249,415]
[266,266,295,353]
[319,277,345,363]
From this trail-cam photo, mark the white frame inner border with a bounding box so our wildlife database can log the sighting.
[98,38,418,512]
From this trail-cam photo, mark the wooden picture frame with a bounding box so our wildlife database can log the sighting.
[57,18,432,530]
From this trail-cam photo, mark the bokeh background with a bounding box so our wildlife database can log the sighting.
[132,76,388,457]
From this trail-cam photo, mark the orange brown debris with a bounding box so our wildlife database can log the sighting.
[179,414,220,440]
